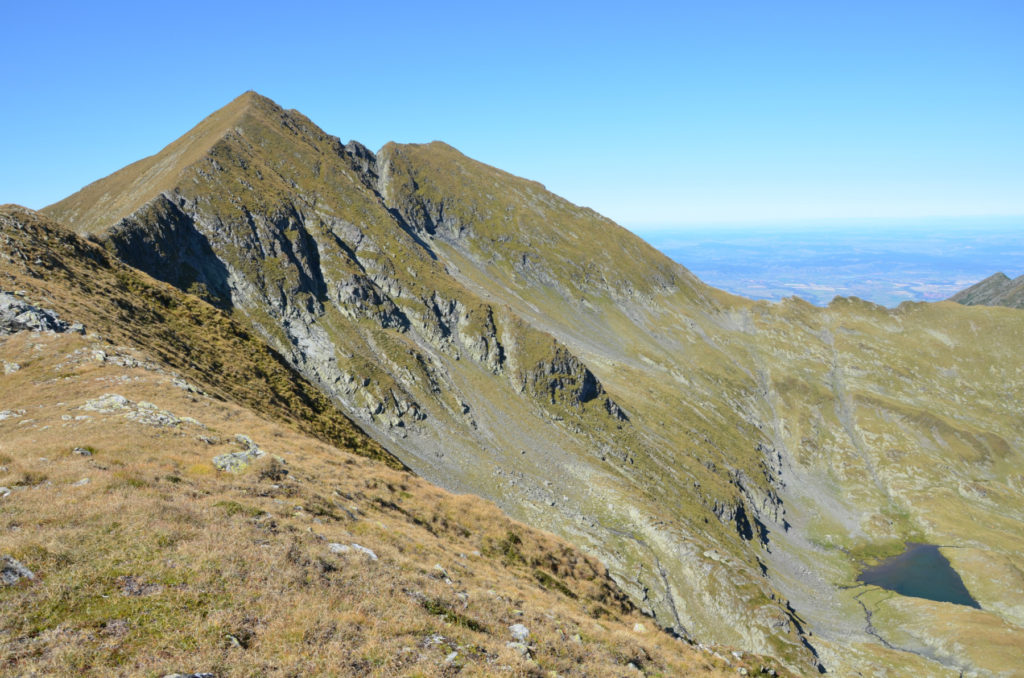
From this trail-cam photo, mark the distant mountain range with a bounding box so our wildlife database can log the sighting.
[3,92,1023,676]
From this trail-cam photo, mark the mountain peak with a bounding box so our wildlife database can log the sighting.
[210,90,285,123]
[42,92,295,234]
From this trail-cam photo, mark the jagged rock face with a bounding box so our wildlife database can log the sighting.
[42,94,1024,675]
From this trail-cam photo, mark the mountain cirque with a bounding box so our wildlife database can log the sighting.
[2,91,1022,675]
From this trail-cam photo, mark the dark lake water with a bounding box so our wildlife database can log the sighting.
[858,543,980,608]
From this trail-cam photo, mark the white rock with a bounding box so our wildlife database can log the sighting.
[506,641,530,656]
[509,623,530,642]
[329,542,378,560]
[351,543,378,560]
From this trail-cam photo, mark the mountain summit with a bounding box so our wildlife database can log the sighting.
[48,91,276,233]
[36,93,1024,675]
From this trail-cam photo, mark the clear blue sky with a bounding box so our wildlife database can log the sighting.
[2,0,1021,228]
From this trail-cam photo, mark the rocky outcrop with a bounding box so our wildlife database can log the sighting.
[212,434,268,471]
[0,292,84,335]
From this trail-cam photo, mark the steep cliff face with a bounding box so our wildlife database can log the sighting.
[43,93,1024,676]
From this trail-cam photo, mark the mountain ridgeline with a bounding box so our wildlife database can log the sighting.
[42,93,1024,675]
[949,271,1024,309]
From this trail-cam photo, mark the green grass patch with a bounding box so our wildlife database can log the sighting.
[420,599,488,633]
[848,538,907,566]
[215,500,263,517]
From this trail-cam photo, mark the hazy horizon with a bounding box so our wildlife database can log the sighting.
[641,220,1024,307]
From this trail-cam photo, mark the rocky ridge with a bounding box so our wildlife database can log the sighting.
[949,271,1024,309]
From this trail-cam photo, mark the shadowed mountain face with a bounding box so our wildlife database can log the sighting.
[44,92,1024,675]
[950,272,1024,309]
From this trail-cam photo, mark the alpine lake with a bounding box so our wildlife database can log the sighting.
[857,543,981,608]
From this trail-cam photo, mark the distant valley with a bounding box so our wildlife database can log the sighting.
[641,222,1024,306]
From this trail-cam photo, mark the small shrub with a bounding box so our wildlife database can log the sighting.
[255,456,288,482]
[420,599,488,633]
[108,472,147,490]
[534,569,578,599]
[215,500,263,517]
[15,471,48,486]
[484,530,526,566]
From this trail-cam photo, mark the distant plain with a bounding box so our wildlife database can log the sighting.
[639,218,1024,306]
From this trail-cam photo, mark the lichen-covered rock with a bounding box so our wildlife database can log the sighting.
[81,393,132,412]
[81,394,182,427]
[126,401,181,427]
[212,434,267,471]
[1,555,35,586]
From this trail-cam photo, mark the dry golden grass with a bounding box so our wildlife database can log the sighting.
[0,331,782,677]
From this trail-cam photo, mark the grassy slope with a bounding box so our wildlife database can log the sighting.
[0,333,778,677]
[1,204,398,469]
